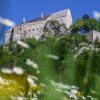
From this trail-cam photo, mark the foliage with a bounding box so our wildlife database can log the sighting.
[71,14,100,33]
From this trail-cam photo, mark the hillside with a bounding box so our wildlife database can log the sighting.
[0,14,100,100]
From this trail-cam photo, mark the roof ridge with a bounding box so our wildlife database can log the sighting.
[26,15,50,23]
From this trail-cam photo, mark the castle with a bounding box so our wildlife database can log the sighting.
[86,30,100,42]
[5,9,72,44]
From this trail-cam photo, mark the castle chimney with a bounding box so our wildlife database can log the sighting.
[41,12,44,18]
[22,18,25,24]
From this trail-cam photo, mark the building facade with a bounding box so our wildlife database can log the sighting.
[86,30,100,42]
[5,9,72,44]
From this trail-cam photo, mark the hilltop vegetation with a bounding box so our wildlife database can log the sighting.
[71,14,100,33]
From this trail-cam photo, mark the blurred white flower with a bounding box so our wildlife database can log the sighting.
[0,17,15,27]
[26,59,38,70]
[55,88,63,92]
[1,68,13,74]
[71,85,79,90]
[40,83,46,87]
[91,90,97,94]
[16,97,24,100]
[87,95,94,100]
[75,44,100,58]
[13,67,24,75]
[0,76,9,85]
[33,93,37,98]
[81,96,86,100]
[50,80,71,90]
[29,75,38,81]
[17,40,29,48]
[46,54,59,60]
[37,70,40,74]
[50,80,80,99]
[0,76,5,84]
[37,91,41,95]
[70,89,78,100]
[27,75,36,87]
[93,11,100,20]
[31,98,38,100]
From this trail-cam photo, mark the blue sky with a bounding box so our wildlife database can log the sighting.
[0,0,100,43]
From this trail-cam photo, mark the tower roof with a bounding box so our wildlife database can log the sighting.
[26,15,50,23]
[51,9,71,19]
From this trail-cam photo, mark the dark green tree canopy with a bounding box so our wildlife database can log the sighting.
[82,14,90,22]
[71,14,100,33]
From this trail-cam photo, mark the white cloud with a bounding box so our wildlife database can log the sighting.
[0,17,15,27]
[93,11,100,20]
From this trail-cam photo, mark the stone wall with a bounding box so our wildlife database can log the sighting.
[5,9,73,44]
[86,30,100,42]
[93,30,100,41]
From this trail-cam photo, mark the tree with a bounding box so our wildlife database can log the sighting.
[71,26,79,33]
[97,21,100,32]
[75,50,95,96]
[83,18,98,32]
[71,14,99,33]
[71,19,83,33]
[55,35,72,80]
[74,19,84,28]
[82,14,90,22]
[26,37,38,49]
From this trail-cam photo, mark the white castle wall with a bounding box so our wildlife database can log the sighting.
[93,30,100,41]
[5,9,73,44]
[86,30,100,42]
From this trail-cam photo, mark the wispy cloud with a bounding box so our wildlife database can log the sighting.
[93,11,100,20]
[0,17,15,27]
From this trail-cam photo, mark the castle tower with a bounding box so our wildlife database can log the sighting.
[41,12,44,18]
[51,9,72,28]
[22,18,26,24]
